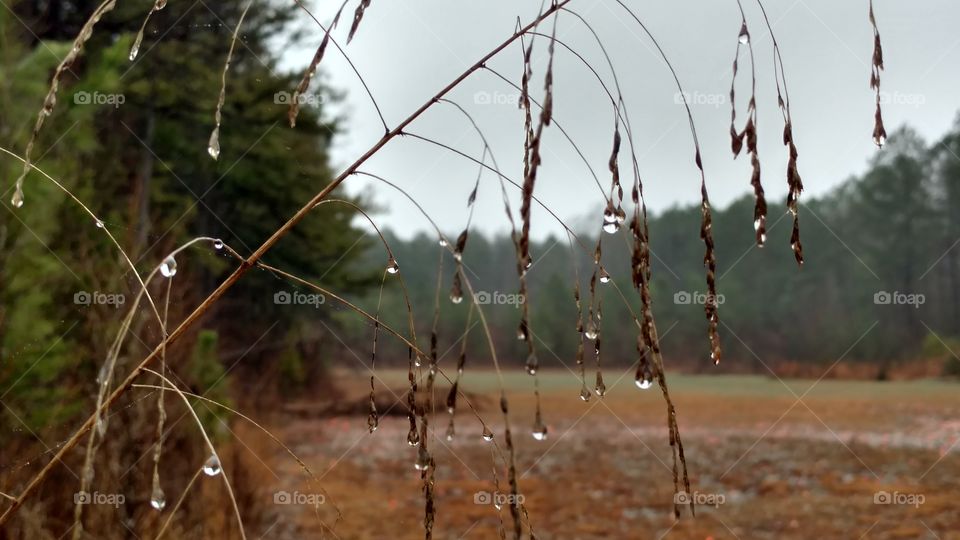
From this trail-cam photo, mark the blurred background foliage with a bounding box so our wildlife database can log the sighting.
[1,1,368,536]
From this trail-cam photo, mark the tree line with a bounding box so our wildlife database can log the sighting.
[341,125,960,379]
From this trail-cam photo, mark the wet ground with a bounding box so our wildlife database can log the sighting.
[258,370,960,539]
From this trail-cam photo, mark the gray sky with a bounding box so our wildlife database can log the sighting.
[284,0,959,240]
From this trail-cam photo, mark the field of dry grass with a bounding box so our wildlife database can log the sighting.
[252,369,960,539]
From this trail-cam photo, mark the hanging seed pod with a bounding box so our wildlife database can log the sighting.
[290,0,349,127]
[347,0,372,43]
[869,0,886,148]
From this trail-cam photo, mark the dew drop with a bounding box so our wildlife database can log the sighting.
[602,221,620,234]
[97,362,110,386]
[438,237,448,247]
[445,422,455,442]
[150,485,166,511]
[525,352,538,376]
[579,385,591,402]
[367,411,379,433]
[532,416,547,441]
[584,321,599,340]
[635,367,654,390]
[738,22,750,44]
[128,43,140,62]
[481,426,494,442]
[493,492,503,510]
[386,256,400,274]
[449,291,463,304]
[599,268,611,284]
[95,219,104,228]
[156,0,168,9]
[407,427,420,446]
[414,446,431,471]
[603,206,616,224]
[516,324,527,341]
[594,373,606,397]
[213,239,224,250]
[207,128,221,160]
[202,454,222,476]
[874,134,886,148]
[453,250,463,262]
[160,256,177,278]
[11,186,24,209]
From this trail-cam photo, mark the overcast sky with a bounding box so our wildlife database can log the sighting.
[282,0,959,240]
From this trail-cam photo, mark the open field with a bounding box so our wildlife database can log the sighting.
[257,369,960,539]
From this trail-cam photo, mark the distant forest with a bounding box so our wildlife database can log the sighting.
[329,124,960,379]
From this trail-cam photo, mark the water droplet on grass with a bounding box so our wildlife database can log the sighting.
[207,129,221,160]
[160,256,177,278]
[202,454,221,476]
[525,352,538,375]
[150,485,166,510]
[414,446,431,471]
[11,187,24,208]
[635,367,654,390]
